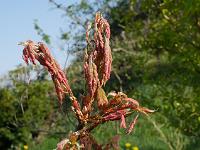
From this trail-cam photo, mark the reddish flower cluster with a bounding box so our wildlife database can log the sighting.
[19,12,154,150]
[84,12,112,109]
[101,91,154,134]
[20,40,71,103]
[93,12,112,86]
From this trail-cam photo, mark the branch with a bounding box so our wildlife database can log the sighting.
[147,116,175,150]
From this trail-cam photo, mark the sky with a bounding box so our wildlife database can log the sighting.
[0,0,73,75]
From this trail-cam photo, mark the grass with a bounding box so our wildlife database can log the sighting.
[29,114,199,150]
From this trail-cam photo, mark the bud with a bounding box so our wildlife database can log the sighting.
[96,87,108,108]
[84,52,99,97]
[120,114,126,128]
[126,114,139,134]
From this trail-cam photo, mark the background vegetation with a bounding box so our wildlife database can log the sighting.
[1,0,200,149]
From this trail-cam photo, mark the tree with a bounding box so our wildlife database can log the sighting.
[0,65,56,149]
[47,0,200,137]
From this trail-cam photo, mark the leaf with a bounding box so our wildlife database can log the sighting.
[96,87,108,108]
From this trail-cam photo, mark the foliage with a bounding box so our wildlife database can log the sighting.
[1,0,200,149]
[0,65,55,149]
[48,0,200,137]
[108,0,200,137]
[0,65,80,149]
[45,0,200,148]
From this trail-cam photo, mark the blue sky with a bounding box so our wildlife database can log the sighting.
[0,0,74,75]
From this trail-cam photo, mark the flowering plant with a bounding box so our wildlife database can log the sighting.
[19,12,153,150]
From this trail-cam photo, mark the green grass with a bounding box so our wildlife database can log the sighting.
[30,138,59,150]
[29,114,200,150]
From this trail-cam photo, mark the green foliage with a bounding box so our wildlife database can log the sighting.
[34,20,51,44]
[0,66,55,149]
[29,137,59,150]
[108,0,200,137]
[46,0,200,148]
[2,0,200,149]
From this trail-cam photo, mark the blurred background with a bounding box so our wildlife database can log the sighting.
[1,0,200,149]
